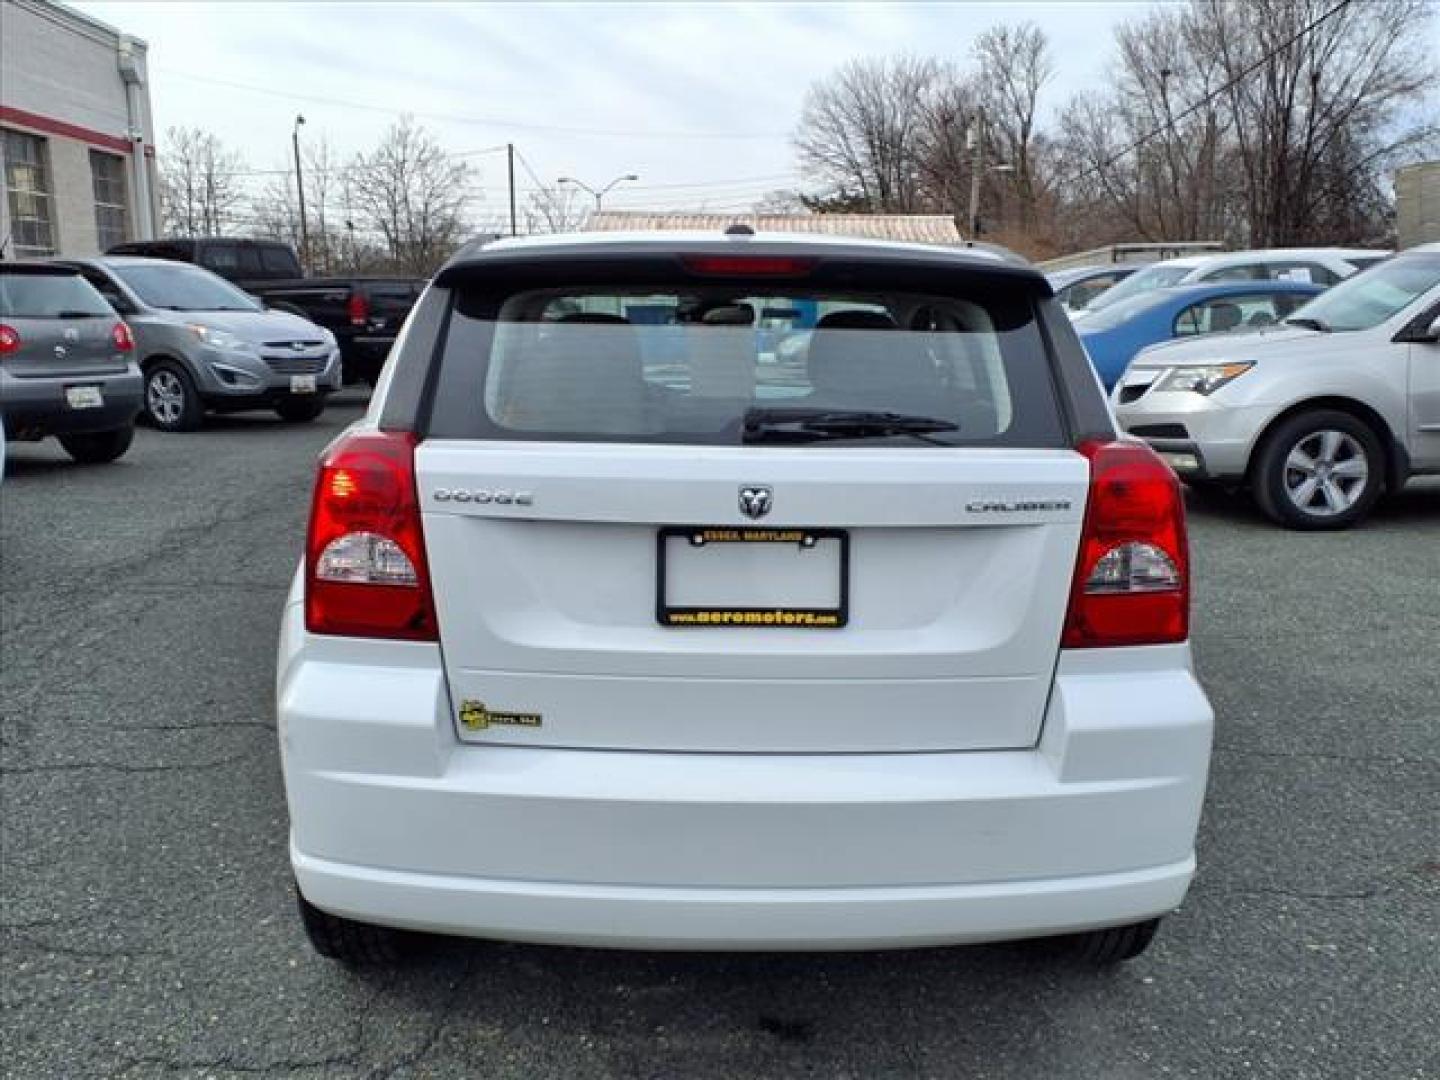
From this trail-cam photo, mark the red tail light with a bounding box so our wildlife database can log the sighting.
[111,322,135,352]
[1062,440,1189,648]
[0,324,19,356]
[304,430,438,641]
[347,291,370,327]
[681,255,815,277]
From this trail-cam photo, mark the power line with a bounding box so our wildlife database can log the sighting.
[1057,0,1355,191]
[153,66,790,141]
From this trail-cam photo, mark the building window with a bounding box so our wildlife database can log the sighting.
[2,129,57,257]
[90,150,129,250]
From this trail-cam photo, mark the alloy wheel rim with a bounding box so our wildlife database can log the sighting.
[147,370,184,425]
[1283,429,1368,516]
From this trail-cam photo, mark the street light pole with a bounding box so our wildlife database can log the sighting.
[557,173,640,214]
[967,107,984,239]
[292,115,309,272]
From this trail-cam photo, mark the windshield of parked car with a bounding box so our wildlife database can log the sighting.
[1285,254,1440,332]
[1082,263,1193,313]
[428,280,1066,448]
[109,262,261,312]
[0,272,114,318]
[1075,290,1166,330]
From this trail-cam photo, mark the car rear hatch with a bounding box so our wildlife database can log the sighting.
[0,268,128,379]
[411,248,1090,753]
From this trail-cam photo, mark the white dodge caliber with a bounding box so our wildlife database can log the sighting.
[278,230,1213,965]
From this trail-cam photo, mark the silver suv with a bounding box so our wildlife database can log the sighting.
[59,257,342,431]
[1114,245,1440,529]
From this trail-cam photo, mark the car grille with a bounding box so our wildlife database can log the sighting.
[262,342,328,376]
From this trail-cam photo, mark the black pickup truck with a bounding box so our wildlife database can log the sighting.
[106,238,425,385]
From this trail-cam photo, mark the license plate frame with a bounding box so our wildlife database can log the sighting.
[65,385,104,410]
[290,374,317,394]
[656,526,849,628]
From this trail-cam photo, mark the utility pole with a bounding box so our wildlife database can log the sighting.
[967,107,984,240]
[507,143,517,237]
[292,114,309,272]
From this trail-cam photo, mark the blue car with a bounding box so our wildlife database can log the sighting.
[1076,280,1325,389]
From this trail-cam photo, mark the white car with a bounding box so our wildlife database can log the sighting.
[1114,244,1440,529]
[278,230,1213,965]
[1076,247,1389,322]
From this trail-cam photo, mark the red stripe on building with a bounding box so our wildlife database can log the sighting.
[0,104,141,156]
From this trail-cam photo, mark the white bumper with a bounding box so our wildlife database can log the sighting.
[278,604,1212,950]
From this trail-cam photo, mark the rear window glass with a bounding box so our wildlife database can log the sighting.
[428,281,1065,448]
[0,272,113,319]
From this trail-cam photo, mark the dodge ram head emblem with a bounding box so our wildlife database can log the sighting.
[739,485,773,519]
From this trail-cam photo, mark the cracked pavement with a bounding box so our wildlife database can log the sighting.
[3,391,1437,1079]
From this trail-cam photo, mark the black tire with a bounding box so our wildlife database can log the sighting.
[1251,409,1385,530]
[296,886,404,965]
[274,396,327,423]
[1070,917,1162,965]
[144,361,205,432]
[58,424,135,464]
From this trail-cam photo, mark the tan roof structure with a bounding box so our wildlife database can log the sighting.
[588,211,964,246]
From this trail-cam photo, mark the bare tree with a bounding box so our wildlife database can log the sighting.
[349,117,472,275]
[158,127,246,236]
[251,138,349,272]
[1202,0,1438,245]
[972,22,1054,231]
[794,56,972,213]
[1053,0,1438,247]
[524,184,590,234]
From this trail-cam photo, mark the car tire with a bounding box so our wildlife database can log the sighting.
[296,886,405,965]
[274,396,327,423]
[1252,410,1384,530]
[58,424,135,464]
[144,362,204,432]
[1070,917,1162,965]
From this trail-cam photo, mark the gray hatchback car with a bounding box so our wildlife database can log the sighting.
[0,263,143,463]
[58,257,342,431]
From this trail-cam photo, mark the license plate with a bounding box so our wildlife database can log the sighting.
[657,527,849,628]
[290,374,317,394]
[65,385,104,409]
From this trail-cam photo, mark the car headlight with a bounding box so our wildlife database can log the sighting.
[1156,362,1253,395]
[188,324,252,352]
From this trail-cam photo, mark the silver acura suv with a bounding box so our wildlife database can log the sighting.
[58,257,342,431]
[1113,244,1440,529]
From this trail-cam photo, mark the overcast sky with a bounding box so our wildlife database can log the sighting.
[72,1,1155,225]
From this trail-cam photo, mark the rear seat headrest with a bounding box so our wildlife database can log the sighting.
[814,310,898,331]
[557,312,632,325]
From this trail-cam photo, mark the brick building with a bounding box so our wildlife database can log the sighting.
[0,0,159,258]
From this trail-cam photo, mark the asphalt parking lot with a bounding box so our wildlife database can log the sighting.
[2,389,1437,1080]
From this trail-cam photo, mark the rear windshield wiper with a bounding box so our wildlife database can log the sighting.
[1284,316,1330,332]
[742,407,958,445]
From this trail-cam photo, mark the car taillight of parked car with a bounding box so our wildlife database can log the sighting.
[347,292,370,328]
[112,322,135,352]
[1062,440,1189,648]
[304,430,438,641]
[0,325,20,356]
